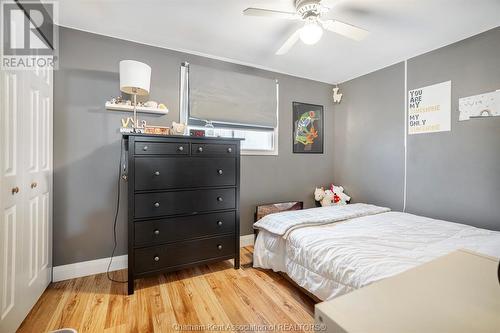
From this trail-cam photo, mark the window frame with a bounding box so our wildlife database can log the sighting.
[180,62,279,156]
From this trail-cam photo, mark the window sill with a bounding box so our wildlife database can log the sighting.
[241,149,278,156]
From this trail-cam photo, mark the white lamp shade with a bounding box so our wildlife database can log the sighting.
[119,60,151,96]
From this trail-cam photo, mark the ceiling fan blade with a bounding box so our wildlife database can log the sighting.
[243,7,300,20]
[275,29,301,55]
[320,19,369,41]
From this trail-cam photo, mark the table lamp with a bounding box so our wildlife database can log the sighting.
[119,60,151,132]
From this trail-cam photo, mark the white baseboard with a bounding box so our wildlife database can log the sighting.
[52,234,255,282]
[53,254,128,282]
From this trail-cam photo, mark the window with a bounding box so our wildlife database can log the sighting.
[180,62,279,155]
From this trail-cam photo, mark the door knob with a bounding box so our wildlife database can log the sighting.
[30,182,38,189]
[11,187,19,195]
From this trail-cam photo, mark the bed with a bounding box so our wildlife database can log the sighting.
[253,203,500,301]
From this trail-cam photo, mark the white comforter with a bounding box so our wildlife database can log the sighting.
[253,210,500,301]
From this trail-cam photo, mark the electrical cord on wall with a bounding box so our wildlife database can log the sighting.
[107,138,127,283]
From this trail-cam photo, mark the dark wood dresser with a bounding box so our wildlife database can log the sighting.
[124,133,241,294]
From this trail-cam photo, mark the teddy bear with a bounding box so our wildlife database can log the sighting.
[330,184,351,205]
[314,184,351,206]
[314,187,336,206]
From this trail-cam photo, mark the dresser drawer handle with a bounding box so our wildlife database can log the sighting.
[154,256,160,262]
[153,229,160,235]
[154,171,160,176]
[217,221,223,226]
[217,169,223,175]
[143,145,148,151]
[217,245,223,250]
[154,202,160,208]
[178,146,184,152]
[217,196,223,202]
[198,146,203,152]
[227,147,232,153]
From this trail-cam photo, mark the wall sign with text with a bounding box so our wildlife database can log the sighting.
[408,81,451,135]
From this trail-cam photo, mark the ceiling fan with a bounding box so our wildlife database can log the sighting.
[243,0,369,55]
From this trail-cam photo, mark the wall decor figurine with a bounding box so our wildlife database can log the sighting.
[293,102,324,154]
[333,85,343,103]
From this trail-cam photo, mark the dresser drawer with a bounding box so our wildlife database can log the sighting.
[191,143,236,156]
[135,141,189,155]
[135,157,236,190]
[134,211,236,246]
[134,188,236,218]
[134,235,235,274]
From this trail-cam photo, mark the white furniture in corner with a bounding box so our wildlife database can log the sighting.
[315,250,500,333]
[0,66,53,333]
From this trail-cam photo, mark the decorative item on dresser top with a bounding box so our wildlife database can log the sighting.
[124,133,242,294]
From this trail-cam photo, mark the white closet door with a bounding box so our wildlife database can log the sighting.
[0,69,25,333]
[21,67,53,311]
[0,67,53,333]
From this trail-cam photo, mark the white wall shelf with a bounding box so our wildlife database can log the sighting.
[105,102,169,115]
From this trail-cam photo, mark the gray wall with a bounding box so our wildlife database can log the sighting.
[406,27,500,230]
[333,63,405,210]
[54,27,334,266]
[334,27,500,230]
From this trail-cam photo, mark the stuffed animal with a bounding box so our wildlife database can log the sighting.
[314,187,325,201]
[314,187,337,206]
[314,184,351,206]
[330,184,351,205]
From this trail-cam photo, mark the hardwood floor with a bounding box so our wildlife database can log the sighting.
[18,247,316,332]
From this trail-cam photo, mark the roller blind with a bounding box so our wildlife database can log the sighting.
[188,64,277,128]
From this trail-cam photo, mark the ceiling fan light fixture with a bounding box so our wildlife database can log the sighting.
[299,20,323,45]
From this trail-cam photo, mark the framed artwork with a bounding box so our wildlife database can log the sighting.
[292,102,324,154]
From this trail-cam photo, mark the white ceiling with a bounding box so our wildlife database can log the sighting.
[58,0,500,84]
